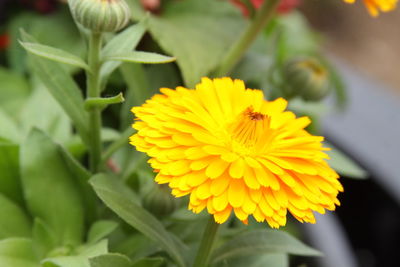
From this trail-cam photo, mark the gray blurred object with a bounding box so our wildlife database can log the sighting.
[304,212,358,267]
[323,61,400,204]
[305,60,400,267]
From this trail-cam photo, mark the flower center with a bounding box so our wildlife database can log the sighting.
[229,107,274,155]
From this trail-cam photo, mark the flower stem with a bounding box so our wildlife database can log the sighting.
[214,0,280,77]
[87,32,103,173]
[101,126,135,165]
[192,216,220,267]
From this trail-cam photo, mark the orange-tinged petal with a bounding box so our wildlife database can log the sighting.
[214,206,232,224]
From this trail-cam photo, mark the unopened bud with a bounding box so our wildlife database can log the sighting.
[68,0,131,33]
[283,57,330,101]
[143,184,176,218]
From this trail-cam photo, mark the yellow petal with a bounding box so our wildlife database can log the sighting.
[229,157,245,179]
[214,206,232,224]
[212,190,229,212]
[205,158,230,178]
[228,179,246,208]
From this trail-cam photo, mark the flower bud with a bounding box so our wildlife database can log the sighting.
[143,184,176,218]
[68,0,131,33]
[283,57,330,101]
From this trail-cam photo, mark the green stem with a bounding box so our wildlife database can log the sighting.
[214,0,280,77]
[193,216,220,267]
[87,32,103,173]
[101,126,135,165]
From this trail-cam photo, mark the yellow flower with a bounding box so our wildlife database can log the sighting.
[343,0,397,16]
[130,77,343,228]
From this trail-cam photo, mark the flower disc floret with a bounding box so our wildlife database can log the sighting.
[130,77,343,228]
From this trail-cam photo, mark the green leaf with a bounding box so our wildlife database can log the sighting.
[87,221,119,244]
[218,253,288,267]
[131,257,165,267]
[0,194,31,239]
[100,21,147,88]
[104,51,175,64]
[0,110,22,143]
[211,230,321,264]
[119,63,149,127]
[7,10,86,74]
[89,253,132,267]
[20,30,90,146]
[325,142,367,179]
[113,234,160,262]
[90,174,186,267]
[0,143,24,205]
[0,238,39,267]
[20,129,85,246]
[130,0,245,87]
[32,218,57,259]
[0,67,30,117]
[77,239,109,258]
[20,42,89,71]
[42,257,89,267]
[58,137,98,225]
[42,240,108,267]
[20,77,72,144]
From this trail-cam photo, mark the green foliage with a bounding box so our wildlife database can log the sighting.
[20,31,90,146]
[7,9,85,74]
[211,229,321,264]
[326,142,368,179]
[89,253,132,267]
[0,67,30,117]
[20,42,90,71]
[32,218,58,259]
[104,51,175,64]
[19,79,72,144]
[0,195,31,239]
[129,0,246,87]
[217,253,288,267]
[87,221,119,245]
[100,21,147,89]
[90,174,187,267]
[0,143,24,205]
[20,129,85,247]
[131,257,165,267]
[0,238,39,267]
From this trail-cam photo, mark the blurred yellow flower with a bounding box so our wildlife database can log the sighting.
[343,0,397,16]
[130,77,342,228]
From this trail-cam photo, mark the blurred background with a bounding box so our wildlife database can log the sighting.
[302,0,400,95]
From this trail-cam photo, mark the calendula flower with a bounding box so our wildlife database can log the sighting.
[130,77,342,228]
[343,0,397,16]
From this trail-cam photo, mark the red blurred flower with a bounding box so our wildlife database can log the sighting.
[140,0,161,13]
[0,34,10,50]
[232,0,301,16]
